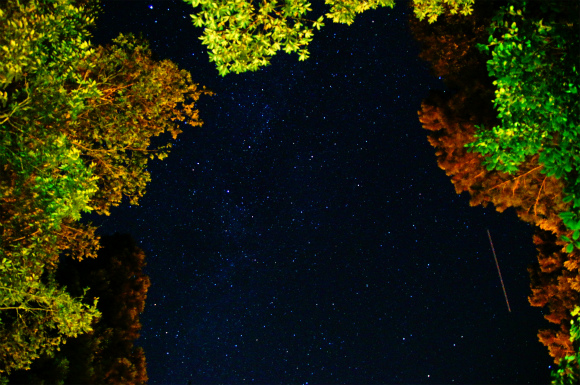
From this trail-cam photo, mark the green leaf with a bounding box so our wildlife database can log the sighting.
[562,235,571,243]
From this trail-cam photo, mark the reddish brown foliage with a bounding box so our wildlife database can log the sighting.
[412,7,579,364]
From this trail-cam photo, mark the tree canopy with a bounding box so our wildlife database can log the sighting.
[1,0,207,375]
[183,0,474,75]
[411,0,579,377]
[7,234,151,385]
[551,306,580,385]
[1,0,102,373]
[61,33,209,216]
[466,0,580,250]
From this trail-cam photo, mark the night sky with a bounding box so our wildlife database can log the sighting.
[89,1,552,383]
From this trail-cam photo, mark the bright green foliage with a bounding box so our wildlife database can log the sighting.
[0,0,100,225]
[551,306,580,385]
[1,0,206,372]
[325,0,395,25]
[468,0,580,240]
[1,0,101,267]
[412,0,474,24]
[0,0,97,107]
[0,257,100,374]
[561,212,580,253]
[0,129,99,270]
[0,0,102,374]
[6,234,150,384]
[1,132,98,231]
[184,0,395,75]
[184,0,480,75]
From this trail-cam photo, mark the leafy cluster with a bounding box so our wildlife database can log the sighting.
[1,0,102,373]
[412,0,579,373]
[551,306,580,385]
[6,234,151,384]
[0,0,97,102]
[0,257,99,375]
[184,0,484,75]
[467,0,580,247]
[185,0,325,76]
[184,0,395,75]
[62,33,210,215]
[528,230,579,368]
[325,0,395,24]
[412,0,474,24]
[1,0,207,375]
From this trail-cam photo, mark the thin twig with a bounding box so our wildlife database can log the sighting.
[534,176,547,217]
[487,165,543,191]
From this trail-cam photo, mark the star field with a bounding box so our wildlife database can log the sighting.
[90,1,553,383]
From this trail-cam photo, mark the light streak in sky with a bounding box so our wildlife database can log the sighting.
[487,229,511,312]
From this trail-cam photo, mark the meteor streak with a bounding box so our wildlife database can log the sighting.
[487,229,511,312]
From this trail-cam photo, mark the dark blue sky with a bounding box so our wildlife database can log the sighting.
[91,1,552,383]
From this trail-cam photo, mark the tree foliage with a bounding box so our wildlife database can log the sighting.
[0,0,98,98]
[1,0,102,373]
[528,230,579,365]
[409,2,490,86]
[412,0,474,24]
[551,306,580,385]
[184,0,478,75]
[1,0,207,375]
[0,257,99,375]
[466,0,580,246]
[412,0,579,371]
[419,92,571,234]
[184,0,394,76]
[57,234,150,385]
[7,234,151,384]
[0,0,101,262]
[61,33,210,216]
